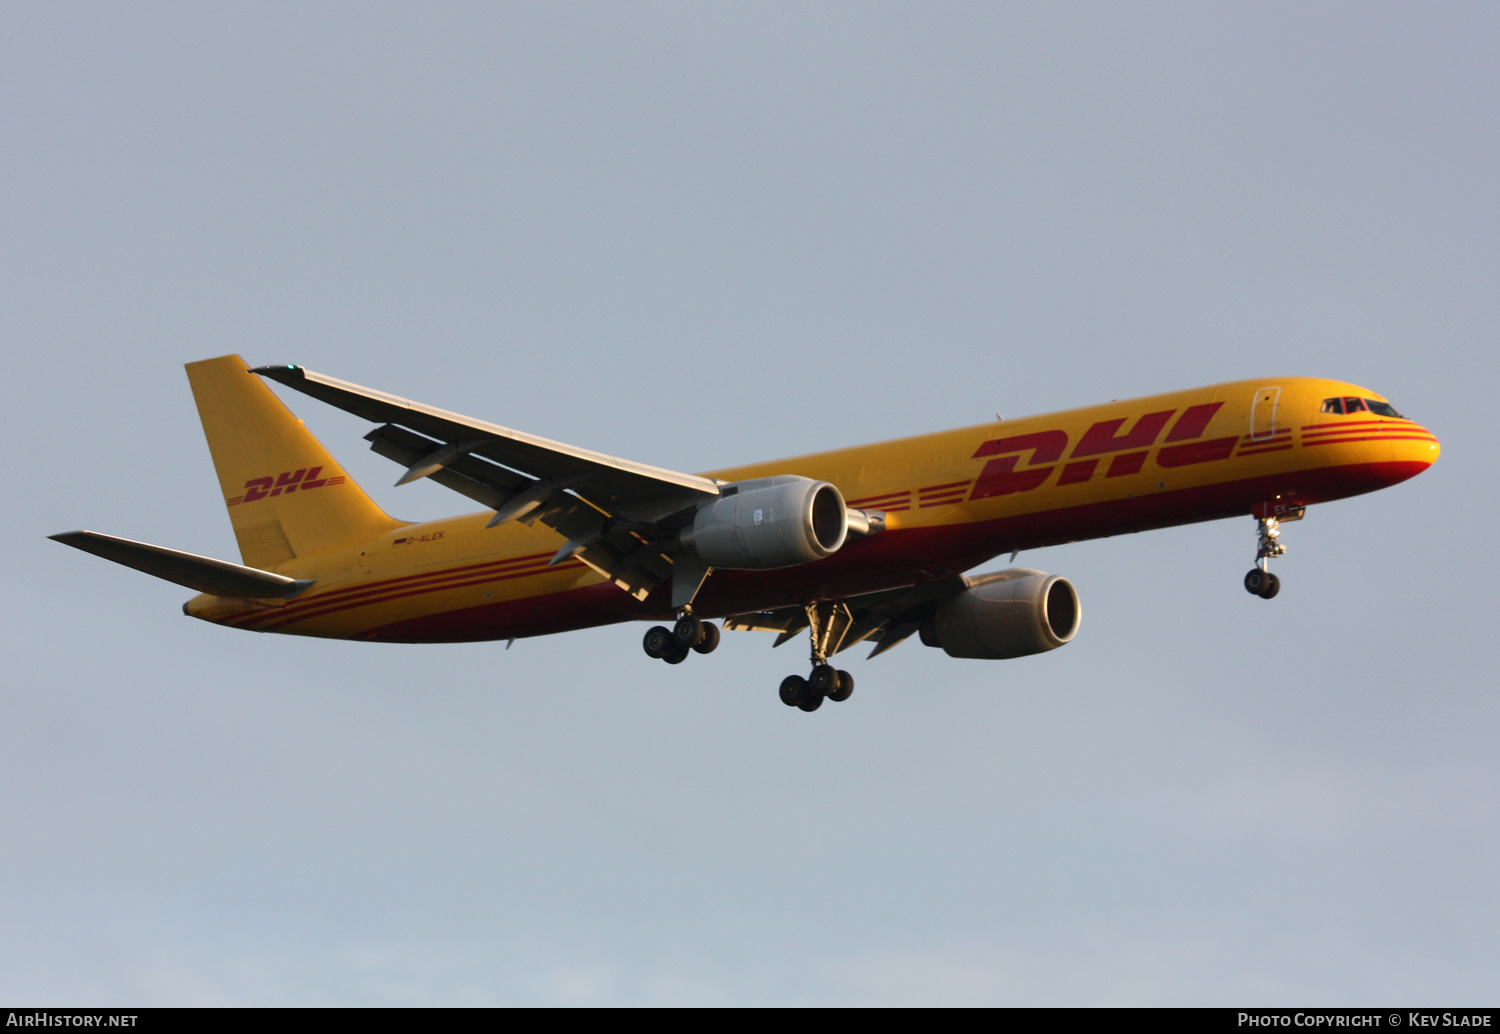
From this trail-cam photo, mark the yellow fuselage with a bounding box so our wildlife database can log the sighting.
[187,377,1438,643]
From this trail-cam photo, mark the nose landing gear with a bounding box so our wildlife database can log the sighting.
[1244,565,1280,599]
[1244,504,1304,599]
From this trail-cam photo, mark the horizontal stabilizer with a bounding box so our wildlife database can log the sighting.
[49,530,315,599]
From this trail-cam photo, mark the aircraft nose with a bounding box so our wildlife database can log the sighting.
[1418,425,1440,465]
[1393,422,1440,476]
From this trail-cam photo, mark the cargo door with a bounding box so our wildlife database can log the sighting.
[1251,386,1281,441]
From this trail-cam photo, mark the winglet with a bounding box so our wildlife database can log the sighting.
[251,364,306,377]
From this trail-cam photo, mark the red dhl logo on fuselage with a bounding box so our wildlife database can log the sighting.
[957,407,1429,501]
[970,403,1231,498]
[843,404,1249,511]
[226,466,347,506]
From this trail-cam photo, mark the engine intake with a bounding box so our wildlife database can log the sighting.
[680,476,848,570]
[920,569,1080,659]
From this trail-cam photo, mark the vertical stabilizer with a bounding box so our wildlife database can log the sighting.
[185,355,403,568]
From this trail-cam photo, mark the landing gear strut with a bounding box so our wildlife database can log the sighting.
[642,607,719,664]
[778,601,855,713]
[1244,505,1304,599]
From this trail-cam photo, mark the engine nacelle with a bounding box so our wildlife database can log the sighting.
[680,476,848,570]
[920,569,1081,659]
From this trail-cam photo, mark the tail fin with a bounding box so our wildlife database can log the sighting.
[185,355,403,568]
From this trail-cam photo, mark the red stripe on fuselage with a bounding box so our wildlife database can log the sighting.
[257,559,581,631]
[1301,434,1438,448]
[1301,427,1414,439]
[1301,419,1415,432]
[225,551,566,628]
[847,492,911,507]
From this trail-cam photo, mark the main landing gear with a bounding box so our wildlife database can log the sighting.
[1243,506,1304,599]
[642,610,720,665]
[779,666,854,712]
[777,600,856,713]
[641,601,855,713]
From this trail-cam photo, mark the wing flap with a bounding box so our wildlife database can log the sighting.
[724,575,973,658]
[362,422,673,600]
[364,423,526,512]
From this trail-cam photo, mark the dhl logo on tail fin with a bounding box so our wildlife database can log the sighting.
[185,355,403,569]
[227,467,348,505]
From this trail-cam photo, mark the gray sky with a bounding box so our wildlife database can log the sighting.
[4,1,1497,1005]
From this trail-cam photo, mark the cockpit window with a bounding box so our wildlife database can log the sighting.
[1320,396,1406,418]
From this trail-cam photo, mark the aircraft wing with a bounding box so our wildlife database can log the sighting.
[253,363,723,600]
[724,574,971,659]
[253,364,721,517]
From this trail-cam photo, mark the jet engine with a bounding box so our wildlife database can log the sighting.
[920,569,1081,659]
[679,475,848,570]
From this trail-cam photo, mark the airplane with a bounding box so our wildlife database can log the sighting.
[52,356,1439,713]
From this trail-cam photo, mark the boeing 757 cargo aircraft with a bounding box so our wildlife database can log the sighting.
[52,357,1438,712]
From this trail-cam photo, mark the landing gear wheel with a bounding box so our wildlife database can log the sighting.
[673,615,704,648]
[797,693,824,713]
[643,625,673,659]
[809,663,838,696]
[779,675,809,707]
[1244,569,1280,599]
[691,621,720,655]
[662,644,689,664]
[828,670,854,703]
